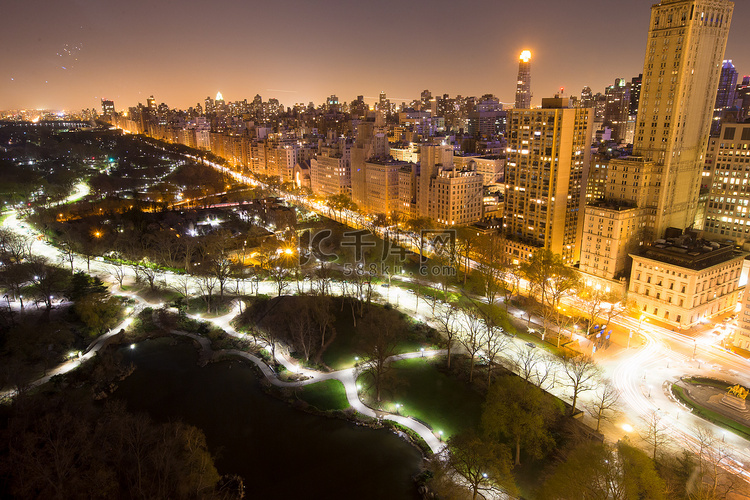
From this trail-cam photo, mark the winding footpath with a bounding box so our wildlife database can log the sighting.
[0,210,447,454]
[168,307,448,454]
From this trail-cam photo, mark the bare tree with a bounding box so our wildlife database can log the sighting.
[482,323,512,387]
[561,354,600,415]
[0,228,30,264]
[577,287,626,337]
[358,307,403,402]
[641,410,670,463]
[309,296,335,355]
[499,264,521,311]
[109,263,126,288]
[289,302,316,362]
[27,257,69,309]
[477,233,505,307]
[435,303,460,369]
[588,380,620,432]
[196,274,218,313]
[140,265,158,291]
[690,425,737,499]
[170,274,193,302]
[514,344,542,383]
[268,266,290,297]
[58,235,78,273]
[0,262,31,310]
[459,306,486,383]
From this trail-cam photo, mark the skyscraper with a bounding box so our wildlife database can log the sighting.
[504,96,593,264]
[711,59,738,135]
[603,78,632,143]
[737,76,750,121]
[629,74,643,117]
[580,0,734,281]
[514,50,532,110]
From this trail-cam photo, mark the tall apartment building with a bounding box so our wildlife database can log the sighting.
[351,114,389,209]
[418,144,454,219]
[454,155,504,186]
[515,51,532,110]
[430,166,484,226]
[503,97,593,264]
[365,158,408,214]
[101,99,115,117]
[395,145,484,226]
[603,79,632,143]
[310,142,352,198]
[703,121,750,246]
[580,0,734,281]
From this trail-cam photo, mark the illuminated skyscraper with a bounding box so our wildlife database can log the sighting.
[504,97,593,264]
[580,0,734,281]
[514,50,532,109]
[632,0,733,235]
[603,78,632,143]
[711,59,738,135]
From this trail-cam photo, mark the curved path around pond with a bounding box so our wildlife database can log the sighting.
[169,321,448,454]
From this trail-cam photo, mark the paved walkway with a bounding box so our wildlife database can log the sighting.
[172,306,447,454]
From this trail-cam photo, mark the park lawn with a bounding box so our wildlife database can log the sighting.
[672,384,750,440]
[359,357,484,439]
[321,301,437,370]
[297,380,349,411]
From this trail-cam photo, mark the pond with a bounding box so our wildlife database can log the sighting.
[114,337,424,499]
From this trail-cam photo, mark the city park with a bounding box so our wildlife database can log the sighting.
[0,128,748,498]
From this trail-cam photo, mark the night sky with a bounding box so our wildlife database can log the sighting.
[2,0,749,111]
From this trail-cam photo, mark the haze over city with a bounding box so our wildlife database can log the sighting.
[3,0,750,111]
[5,0,750,499]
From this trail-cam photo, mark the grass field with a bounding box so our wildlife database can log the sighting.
[320,301,438,370]
[358,357,484,439]
[297,380,350,411]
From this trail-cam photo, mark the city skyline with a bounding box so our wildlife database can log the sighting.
[3,0,750,111]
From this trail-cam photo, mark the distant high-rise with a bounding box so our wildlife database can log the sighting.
[514,50,532,109]
[101,99,115,117]
[146,95,156,111]
[712,60,738,135]
[737,76,750,121]
[629,74,643,117]
[377,92,390,113]
[580,87,594,109]
[603,78,631,143]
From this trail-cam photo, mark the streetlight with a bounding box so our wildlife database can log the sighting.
[395,403,401,414]
[420,347,425,358]
[438,430,443,441]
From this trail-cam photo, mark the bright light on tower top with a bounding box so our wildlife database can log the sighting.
[216,91,224,101]
[520,50,531,63]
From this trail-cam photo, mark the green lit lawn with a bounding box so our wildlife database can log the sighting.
[359,357,484,439]
[321,301,437,370]
[298,379,349,411]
